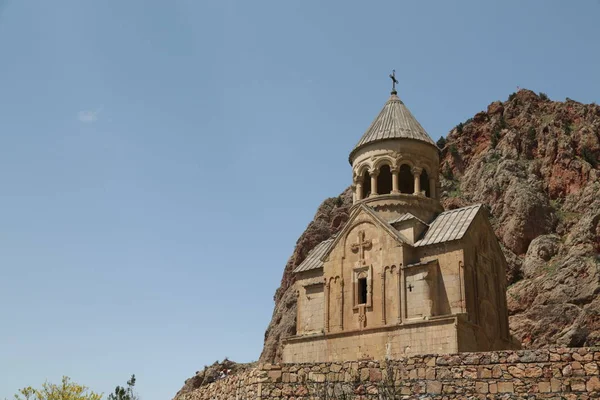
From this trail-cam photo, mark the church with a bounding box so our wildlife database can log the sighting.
[282,75,521,363]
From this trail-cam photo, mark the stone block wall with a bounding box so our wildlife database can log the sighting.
[175,347,600,400]
[283,317,459,363]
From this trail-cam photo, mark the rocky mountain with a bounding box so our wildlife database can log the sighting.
[259,89,600,363]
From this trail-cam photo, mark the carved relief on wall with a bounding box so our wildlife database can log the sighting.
[350,230,372,265]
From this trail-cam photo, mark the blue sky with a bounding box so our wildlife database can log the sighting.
[0,1,598,400]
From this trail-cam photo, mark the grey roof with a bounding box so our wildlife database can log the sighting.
[349,93,437,161]
[414,205,482,247]
[404,259,438,269]
[388,213,429,226]
[293,239,333,273]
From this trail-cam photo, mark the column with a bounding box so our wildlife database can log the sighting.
[370,170,379,196]
[391,168,399,194]
[296,289,302,334]
[396,268,402,324]
[400,266,407,321]
[412,167,422,195]
[356,179,363,201]
[458,261,466,314]
[429,177,436,199]
[422,270,434,317]
[339,279,344,331]
[324,281,330,333]
[380,272,386,325]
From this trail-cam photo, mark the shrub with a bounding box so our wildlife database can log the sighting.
[563,121,573,135]
[449,144,459,156]
[539,92,549,101]
[508,92,517,101]
[456,123,464,134]
[498,115,507,130]
[491,126,501,148]
[442,163,454,180]
[582,146,598,167]
[527,126,536,141]
[436,136,447,149]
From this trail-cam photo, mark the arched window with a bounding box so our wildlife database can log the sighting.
[398,164,414,194]
[377,165,392,195]
[420,169,430,197]
[361,170,371,199]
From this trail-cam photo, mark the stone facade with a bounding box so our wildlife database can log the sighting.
[282,89,519,363]
[176,347,600,400]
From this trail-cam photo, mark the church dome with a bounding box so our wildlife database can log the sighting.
[349,92,437,163]
[349,77,442,222]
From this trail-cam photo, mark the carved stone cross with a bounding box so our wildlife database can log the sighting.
[351,230,372,264]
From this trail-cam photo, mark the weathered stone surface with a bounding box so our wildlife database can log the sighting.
[587,376,600,392]
[174,347,600,400]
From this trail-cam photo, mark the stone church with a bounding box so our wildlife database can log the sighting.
[282,80,521,363]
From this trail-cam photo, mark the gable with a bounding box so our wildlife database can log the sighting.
[320,204,409,263]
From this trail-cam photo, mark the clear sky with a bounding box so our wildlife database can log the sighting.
[0,1,598,400]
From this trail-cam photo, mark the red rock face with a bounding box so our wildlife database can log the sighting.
[441,89,600,349]
[260,90,600,363]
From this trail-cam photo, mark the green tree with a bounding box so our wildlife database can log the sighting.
[14,376,102,400]
[436,136,447,149]
[108,375,138,400]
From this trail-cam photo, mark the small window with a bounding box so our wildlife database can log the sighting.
[358,278,368,304]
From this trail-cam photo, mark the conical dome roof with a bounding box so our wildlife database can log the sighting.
[349,93,436,162]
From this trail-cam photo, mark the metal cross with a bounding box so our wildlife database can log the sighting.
[351,231,372,263]
[389,69,398,93]
[407,283,414,292]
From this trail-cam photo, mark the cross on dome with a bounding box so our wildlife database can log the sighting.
[389,69,398,95]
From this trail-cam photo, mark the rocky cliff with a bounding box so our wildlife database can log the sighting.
[260,89,600,363]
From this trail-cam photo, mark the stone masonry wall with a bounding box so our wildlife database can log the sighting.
[176,348,600,400]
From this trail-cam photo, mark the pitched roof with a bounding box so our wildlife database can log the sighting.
[414,204,482,247]
[388,213,429,226]
[349,93,437,161]
[293,238,334,273]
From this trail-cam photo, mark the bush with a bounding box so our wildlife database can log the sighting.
[582,146,598,167]
[539,92,549,101]
[498,116,507,130]
[14,377,102,400]
[449,144,459,156]
[455,123,464,134]
[436,136,447,149]
[563,121,573,135]
[527,126,536,141]
[491,126,501,148]
[508,92,517,101]
[442,163,454,180]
